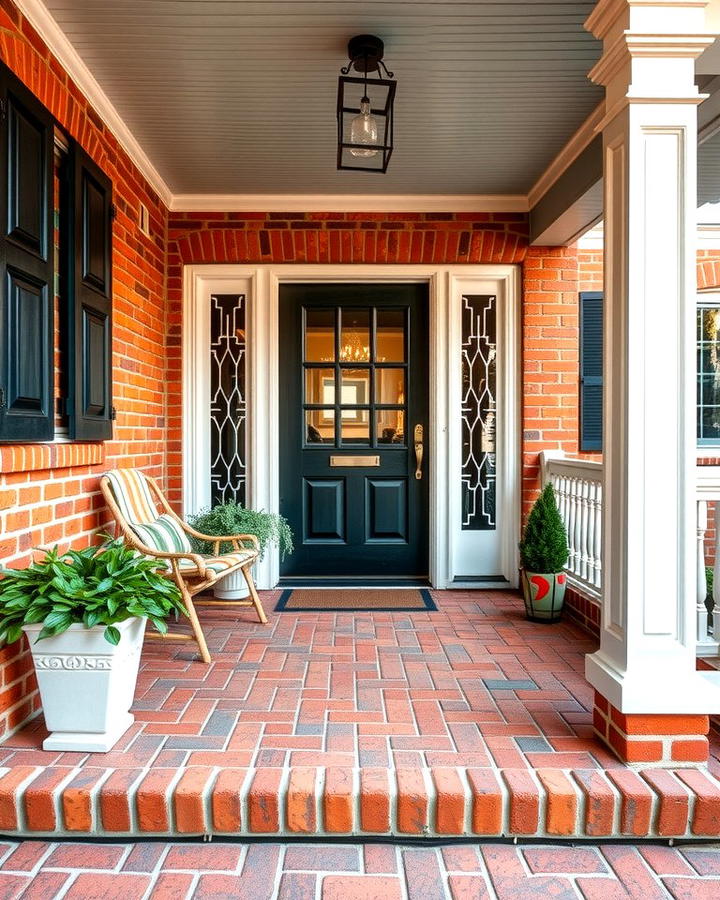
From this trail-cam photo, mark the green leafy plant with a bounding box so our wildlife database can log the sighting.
[188,502,294,560]
[0,538,186,646]
[519,483,569,574]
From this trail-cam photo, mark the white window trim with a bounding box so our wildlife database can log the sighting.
[697,291,720,460]
[183,264,520,590]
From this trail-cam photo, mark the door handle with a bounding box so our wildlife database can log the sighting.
[414,424,424,480]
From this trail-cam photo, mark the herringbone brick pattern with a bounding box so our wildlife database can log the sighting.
[0,591,614,771]
[0,839,718,898]
[0,591,719,839]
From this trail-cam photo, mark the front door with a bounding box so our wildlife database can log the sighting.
[279,283,429,581]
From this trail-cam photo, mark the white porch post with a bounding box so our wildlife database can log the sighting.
[584,1,720,726]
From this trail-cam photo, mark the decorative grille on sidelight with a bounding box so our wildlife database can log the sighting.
[210,294,246,506]
[461,294,496,530]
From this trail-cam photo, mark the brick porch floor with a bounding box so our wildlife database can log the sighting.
[0,591,719,839]
[0,840,719,898]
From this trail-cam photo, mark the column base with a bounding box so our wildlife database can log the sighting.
[586,650,720,713]
[593,692,709,766]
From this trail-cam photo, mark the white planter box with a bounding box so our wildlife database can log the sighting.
[214,567,251,600]
[23,617,146,752]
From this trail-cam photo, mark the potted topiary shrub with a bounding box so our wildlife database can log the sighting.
[519,483,569,622]
[188,502,294,600]
[0,538,186,752]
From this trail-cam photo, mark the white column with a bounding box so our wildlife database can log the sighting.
[584,0,720,712]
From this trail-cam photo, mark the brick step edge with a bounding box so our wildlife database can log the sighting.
[0,764,719,839]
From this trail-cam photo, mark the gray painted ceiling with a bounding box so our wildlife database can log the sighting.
[700,130,720,207]
[42,1,603,196]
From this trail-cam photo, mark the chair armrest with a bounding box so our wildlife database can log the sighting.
[129,539,211,579]
[182,525,260,554]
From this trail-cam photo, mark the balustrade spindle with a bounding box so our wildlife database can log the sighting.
[697,499,710,643]
[566,478,578,576]
[579,479,590,583]
[592,482,602,589]
[713,502,720,645]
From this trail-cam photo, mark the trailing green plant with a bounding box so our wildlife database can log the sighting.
[0,538,186,646]
[188,501,294,560]
[519,483,569,574]
[707,565,714,604]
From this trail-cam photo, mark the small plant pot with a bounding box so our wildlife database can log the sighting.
[520,570,566,622]
[23,617,146,752]
[213,567,251,600]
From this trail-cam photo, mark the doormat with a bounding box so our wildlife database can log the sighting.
[275,588,436,612]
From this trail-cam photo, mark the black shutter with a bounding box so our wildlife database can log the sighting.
[66,143,113,440]
[580,291,603,452]
[0,67,55,442]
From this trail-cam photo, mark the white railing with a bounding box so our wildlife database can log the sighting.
[696,468,720,657]
[540,452,603,600]
[542,452,720,656]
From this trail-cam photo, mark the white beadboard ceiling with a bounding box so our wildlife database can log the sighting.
[39,0,603,196]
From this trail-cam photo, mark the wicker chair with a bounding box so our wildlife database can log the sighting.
[100,469,267,663]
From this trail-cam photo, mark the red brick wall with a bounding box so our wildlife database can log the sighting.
[520,245,596,518]
[0,2,169,737]
[166,211,530,509]
[578,248,603,293]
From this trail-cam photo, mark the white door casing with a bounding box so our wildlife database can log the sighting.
[183,264,520,590]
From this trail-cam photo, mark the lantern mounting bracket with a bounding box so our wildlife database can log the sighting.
[341,35,394,79]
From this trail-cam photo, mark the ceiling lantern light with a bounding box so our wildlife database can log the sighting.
[337,34,395,173]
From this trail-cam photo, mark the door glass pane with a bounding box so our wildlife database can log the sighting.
[210,293,246,506]
[340,309,371,363]
[461,294,497,530]
[305,308,335,361]
[305,368,335,405]
[376,409,405,444]
[340,368,370,407]
[305,409,334,444]
[341,409,370,444]
[376,368,406,406]
[376,308,405,362]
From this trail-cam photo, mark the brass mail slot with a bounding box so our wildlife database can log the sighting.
[330,455,380,467]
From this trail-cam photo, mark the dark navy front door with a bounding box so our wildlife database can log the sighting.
[279,283,429,581]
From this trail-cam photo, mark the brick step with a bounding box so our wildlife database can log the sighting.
[0,764,719,839]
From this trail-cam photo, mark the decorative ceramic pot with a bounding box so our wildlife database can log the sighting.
[213,567,251,600]
[22,617,146,752]
[520,570,566,622]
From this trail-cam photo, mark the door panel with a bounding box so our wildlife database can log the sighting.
[279,283,429,580]
[304,478,345,542]
[365,478,407,542]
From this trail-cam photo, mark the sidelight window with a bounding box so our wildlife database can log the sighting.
[461,294,497,530]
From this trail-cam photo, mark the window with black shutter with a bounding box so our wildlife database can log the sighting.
[580,291,603,452]
[64,143,113,441]
[0,68,55,442]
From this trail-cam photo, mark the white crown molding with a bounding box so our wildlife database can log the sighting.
[527,103,606,209]
[169,194,529,213]
[14,0,173,207]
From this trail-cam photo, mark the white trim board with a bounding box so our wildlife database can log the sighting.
[183,264,521,591]
[170,194,529,213]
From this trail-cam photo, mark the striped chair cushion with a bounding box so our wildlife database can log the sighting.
[178,550,256,574]
[131,514,193,555]
[105,469,161,525]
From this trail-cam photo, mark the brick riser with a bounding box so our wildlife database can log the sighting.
[1,764,720,839]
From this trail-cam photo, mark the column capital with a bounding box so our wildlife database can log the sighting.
[585,0,715,102]
[586,0,712,43]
